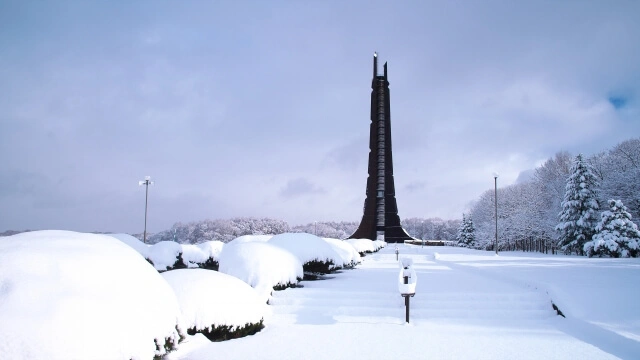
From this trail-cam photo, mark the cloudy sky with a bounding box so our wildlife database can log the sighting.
[1,1,638,234]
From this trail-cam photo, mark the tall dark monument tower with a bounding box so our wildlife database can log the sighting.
[349,53,413,243]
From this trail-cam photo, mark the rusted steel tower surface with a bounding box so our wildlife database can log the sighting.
[349,53,413,243]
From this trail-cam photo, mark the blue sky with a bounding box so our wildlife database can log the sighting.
[1,1,639,233]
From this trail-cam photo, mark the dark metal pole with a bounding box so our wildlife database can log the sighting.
[494,176,498,255]
[404,275,410,323]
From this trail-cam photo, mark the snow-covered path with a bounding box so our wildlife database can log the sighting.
[169,244,625,359]
[270,247,555,325]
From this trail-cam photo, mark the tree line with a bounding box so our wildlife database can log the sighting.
[461,137,640,257]
[143,217,460,244]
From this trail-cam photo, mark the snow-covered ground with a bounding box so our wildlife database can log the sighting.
[2,231,639,359]
[169,244,640,360]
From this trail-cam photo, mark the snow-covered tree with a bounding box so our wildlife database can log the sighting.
[456,214,466,246]
[456,214,476,248]
[584,200,640,258]
[556,154,600,255]
[590,138,640,221]
[401,217,460,241]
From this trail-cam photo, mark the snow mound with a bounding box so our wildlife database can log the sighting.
[228,234,273,244]
[162,269,269,332]
[148,241,184,271]
[323,238,362,267]
[107,233,150,258]
[345,238,376,254]
[268,233,343,270]
[197,240,224,261]
[0,230,184,360]
[218,241,303,301]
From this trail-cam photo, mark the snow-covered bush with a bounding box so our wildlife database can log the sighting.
[268,233,343,274]
[148,241,187,271]
[372,240,387,251]
[228,234,273,244]
[143,240,224,271]
[196,240,225,270]
[584,200,640,258]
[0,230,184,360]
[162,269,269,342]
[323,238,362,268]
[345,238,376,255]
[181,244,209,268]
[218,241,303,301]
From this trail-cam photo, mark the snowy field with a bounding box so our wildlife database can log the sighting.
[170,245,640,360]
[2,231,639,359]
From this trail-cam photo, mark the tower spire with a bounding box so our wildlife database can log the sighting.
[373,52,378,77]
[350,54,413,243]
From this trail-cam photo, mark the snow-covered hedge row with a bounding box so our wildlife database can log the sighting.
[345,238,376,255]
[109,235,224,272]
[323,237,362,268]
[344,238,387,256]
[268,233,343,274]
[218,241,303,302]
[162,269,269,341]
[373,240,387,251]
[148,241,226,271]
[0,231,185,360]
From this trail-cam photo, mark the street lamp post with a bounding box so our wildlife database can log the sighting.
[493,173,499,255]
[138,176,154,243]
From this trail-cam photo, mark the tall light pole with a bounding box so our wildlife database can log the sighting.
[493,173,499,255]
[138,176,154,243]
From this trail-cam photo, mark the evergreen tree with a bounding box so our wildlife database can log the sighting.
[556,154,600,255]
[584,200,640,258]
[456,214,466,247]
[456,214,476,248]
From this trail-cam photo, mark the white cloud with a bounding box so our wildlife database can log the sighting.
[1,1,639,231]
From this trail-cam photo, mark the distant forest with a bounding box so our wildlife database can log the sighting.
[141,217,461,244]
[0,217,459,244]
